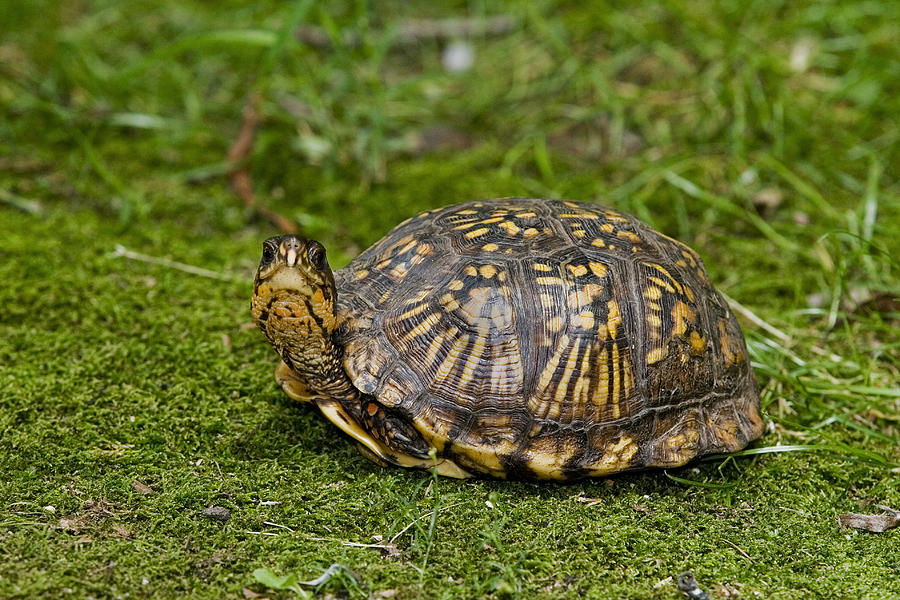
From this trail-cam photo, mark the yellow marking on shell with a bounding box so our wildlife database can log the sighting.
[554,342,583,404]
[592,347,609,410]
[682,250,698,267]
[548,316,564,332]
[568,264,588,277]
[464,265,478,276]
[663,428,700,464]
[588,262,607,278]
[610,342,621,419]
[591,238,606,248]
[515,211,537,218]
[479,264,498,279]
[569,283,603,307]
[575,310,595,330]
[533,263,552,272]
[563,201,579,208]
[572,343,593,410]
[498,220,521,236]
[423,328,452,368]
[647,314,662,328]
[523,436,580,480]
[376,258,392,270]
[456,209,478,215]
[599,223,615,234]
[399,302,430,321]
[604,211,629,223]
[560,212,599,220]
[461,287,493,321]
[400,312,441,343]
[389,263,408,279]
[498,271,508,282]
[465,227,490,239]
[448,279,464,291]
[482,243,499,252]
[531,334,571,418]
[488,350,523,397]
[413,242,433,259]
[379,290,391,303]
[440,293,460,312]
[355,269,369,280]
[457,335,488,387]
[453,222,477,230]
[672,301,696,336]
[523,228,539,238]
[590,436,638,474]
[644,286,662,300]
[718,320,744,365]
[617,230,641,243]
[478,216,505,224]
[647,302,661,311]
[572,229,586,238]
[434,334,468,382]
[676,259,688,268]
[537,276,566,286]
[689,331,707,355]
[682,285,695,303]
[398,239,417,254]
[606,300,621,339]
[648,276,676,293]
[646,263,684,293]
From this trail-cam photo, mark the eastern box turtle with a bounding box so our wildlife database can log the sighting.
[251,199,764,480]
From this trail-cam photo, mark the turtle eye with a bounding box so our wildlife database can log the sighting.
[307,241,328,271]
[261,241,276,265]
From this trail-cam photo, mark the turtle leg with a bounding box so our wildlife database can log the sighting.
[274,361,318,402]
[316,399,474,479]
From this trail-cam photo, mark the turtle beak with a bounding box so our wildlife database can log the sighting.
[280,237,303,268]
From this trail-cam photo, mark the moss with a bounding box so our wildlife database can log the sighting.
[2,0,899,598]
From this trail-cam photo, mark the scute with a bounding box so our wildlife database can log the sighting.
[335,198,763,479]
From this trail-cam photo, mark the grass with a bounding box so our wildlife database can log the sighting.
[1,0,899,598]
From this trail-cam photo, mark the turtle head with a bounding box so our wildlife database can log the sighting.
[252,235,337,338]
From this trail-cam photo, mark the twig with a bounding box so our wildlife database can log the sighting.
[721,292,791,343]
[227,93,298,234]
[109,245,241,282]
[0,188,44,216]
[263,521,294,532]
[722,539,753,561]
[296,15,516,48]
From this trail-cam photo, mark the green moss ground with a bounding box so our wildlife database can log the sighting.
[2,1,899,598]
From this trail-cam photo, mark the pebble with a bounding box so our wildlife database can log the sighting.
[202,505,231,522]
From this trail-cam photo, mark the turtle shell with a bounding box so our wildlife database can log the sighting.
[334,199,763,479]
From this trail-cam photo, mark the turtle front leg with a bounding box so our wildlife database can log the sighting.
[274,361,320,402]
[316,398,474,479]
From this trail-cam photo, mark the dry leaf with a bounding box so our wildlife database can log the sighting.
[132,480,154,495]
[838,506,900,533]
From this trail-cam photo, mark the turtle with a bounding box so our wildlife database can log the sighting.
[251,198,764,480]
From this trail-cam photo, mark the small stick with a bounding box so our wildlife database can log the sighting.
[262,521,294,532]
[227,93,298,234]
[109,245,241,282]
[723,539,753,561]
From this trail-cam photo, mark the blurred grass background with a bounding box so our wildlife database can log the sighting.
[1,1,899,598]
